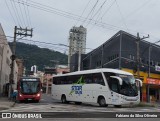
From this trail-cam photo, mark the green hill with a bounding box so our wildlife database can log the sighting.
[9,42,68,71]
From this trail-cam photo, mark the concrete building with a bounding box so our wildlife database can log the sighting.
[68,25,87,68]
[71,30,160,103]
[56,65,70,74]
[42,65,69,94]
[16,59,24,82]
[0,24,18,96]
[31,65,37,74]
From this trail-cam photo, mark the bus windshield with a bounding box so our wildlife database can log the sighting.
[104,72,138,96]
[117,74,138,96]
[20,81,40,94]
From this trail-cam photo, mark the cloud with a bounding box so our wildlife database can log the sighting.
[0,0,160,53]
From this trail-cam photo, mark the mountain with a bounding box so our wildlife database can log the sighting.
[9,42,68,71]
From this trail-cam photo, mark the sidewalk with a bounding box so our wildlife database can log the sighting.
[0,97,15,111]
[136,101,160,108]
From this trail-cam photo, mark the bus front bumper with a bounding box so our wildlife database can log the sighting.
[18,93,41,101]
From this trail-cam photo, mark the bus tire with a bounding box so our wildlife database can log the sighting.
[98,97,108,107]
[75,102,82,105]
[61,95,67,103]
[114,105,121,108]
[35,100,39,103]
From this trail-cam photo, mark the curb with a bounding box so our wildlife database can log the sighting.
[11,102,16,107]
[0,101,16,111]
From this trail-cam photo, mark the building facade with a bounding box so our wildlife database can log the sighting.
[68,25,87,68]
[0,24,18,96]
[71,30,160,103]
[16,59,24,82]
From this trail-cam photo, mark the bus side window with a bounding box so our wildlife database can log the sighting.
[92,73,105,86]
[56,77,61,85]
[68,76,73,84]
[53,78,57,84]
[83,74,92,84]
[61,76,66,84]
[72,75,82,84]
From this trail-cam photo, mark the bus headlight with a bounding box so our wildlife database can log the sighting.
[19,94,22,97]
[36,93,40,97]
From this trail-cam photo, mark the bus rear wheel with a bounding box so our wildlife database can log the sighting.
[61,95,67,103]
[98,97,108,107]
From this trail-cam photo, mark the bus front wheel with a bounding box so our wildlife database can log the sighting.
[61,95,67,103]
[98,97,108,107]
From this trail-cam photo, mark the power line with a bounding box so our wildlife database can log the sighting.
[85,0,107,27]
[114,0,151,28]
[125,0,151,20]
[100,0,116,20]
[115,0,129,31]
[82,0,99,26]
[11,0,128,32]
[0,34,93,52]
[75,0,91,26]
[26,0,32,27]
[9,0,21,26]
[17,0,27,27]
[11,0,24,26]
[29,0,81,19]
[10,0,158,39]
[88,0,112,31]
[4,0,17,25]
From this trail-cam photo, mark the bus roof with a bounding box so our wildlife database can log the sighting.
[53,68,133,77]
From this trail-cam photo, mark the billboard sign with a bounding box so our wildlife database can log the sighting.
[155,65,160,72]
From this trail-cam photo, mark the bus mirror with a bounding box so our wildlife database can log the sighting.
[110,76,123,85]
[135,79,142,87]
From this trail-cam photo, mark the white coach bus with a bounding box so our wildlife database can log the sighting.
[51,68,142,107]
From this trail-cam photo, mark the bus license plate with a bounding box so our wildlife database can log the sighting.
[28,99,32,100]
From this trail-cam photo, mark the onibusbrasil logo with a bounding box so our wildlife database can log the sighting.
[69,76,85,95]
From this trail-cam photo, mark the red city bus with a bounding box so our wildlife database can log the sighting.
[17,77,42,102]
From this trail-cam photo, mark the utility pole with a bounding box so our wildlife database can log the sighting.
[9,26,33,99]
[136,33,140,79]
[78,47,81,71]
[136,33,149,79]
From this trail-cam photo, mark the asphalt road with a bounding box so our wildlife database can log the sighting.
[0,93,159,120]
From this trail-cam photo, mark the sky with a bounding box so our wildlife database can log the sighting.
[0,0,160,54]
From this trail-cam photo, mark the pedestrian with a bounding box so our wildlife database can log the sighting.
[12,89,18,102]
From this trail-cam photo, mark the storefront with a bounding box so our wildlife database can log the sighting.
[142,78,160,102]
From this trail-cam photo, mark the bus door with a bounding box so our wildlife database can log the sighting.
[91,73,107,103]
[108,76,122,105]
